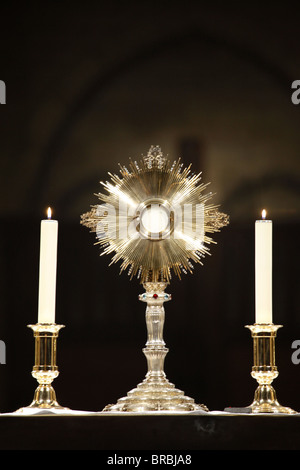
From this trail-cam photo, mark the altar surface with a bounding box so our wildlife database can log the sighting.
[0,411,299,451]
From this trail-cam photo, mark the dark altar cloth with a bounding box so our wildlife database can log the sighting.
[0,412,299,450]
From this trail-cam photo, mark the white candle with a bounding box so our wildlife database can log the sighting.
[255,209,272,323]
[38,207,58,324]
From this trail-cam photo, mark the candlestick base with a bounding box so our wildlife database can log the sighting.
[103,282,208,413]
[249,384,295,414]
[26,379,66,411]
[16,323,68,414]
[246,323,296,414]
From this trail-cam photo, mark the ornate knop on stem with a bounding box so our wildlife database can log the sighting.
[140,282,170,383]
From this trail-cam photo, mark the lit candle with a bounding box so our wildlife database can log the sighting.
[38,207,58,324]
[255,209,272,323]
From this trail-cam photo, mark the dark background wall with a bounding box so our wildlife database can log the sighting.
[0,1,299,413]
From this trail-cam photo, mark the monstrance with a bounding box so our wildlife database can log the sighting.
[81,146,229,412]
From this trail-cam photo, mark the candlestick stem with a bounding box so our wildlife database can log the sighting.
[103,282,207,412]
[246,323,296,414]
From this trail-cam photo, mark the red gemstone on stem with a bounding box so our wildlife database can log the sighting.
[153,294,158,298]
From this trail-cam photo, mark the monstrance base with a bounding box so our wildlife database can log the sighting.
[249,384,296,414]
[103,374,208,413]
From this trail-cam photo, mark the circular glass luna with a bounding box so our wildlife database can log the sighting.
[139,201,172,240]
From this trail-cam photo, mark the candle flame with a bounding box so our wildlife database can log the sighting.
[261,209,267,220]
[47,207,52,219]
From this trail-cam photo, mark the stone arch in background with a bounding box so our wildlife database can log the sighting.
[27,27,297,218]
